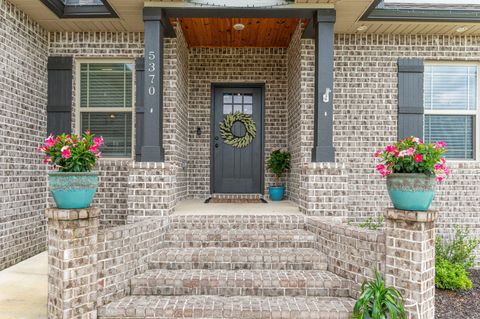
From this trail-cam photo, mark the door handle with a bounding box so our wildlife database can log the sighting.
[215,143,219,148]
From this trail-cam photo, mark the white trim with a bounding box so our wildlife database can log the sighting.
[424,61,479,160]
[75,59,135,160]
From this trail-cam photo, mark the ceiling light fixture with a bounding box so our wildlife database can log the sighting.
[233,23,245,31]
[356,25,368,32]
[456,26,469,33]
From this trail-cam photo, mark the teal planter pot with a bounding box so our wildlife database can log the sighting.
[269,186,285,201]
[387,173,436,211]
[48,172,99,209]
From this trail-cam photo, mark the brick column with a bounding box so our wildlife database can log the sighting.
[127,162,177,223]
[47,207,100,319]
[299,163,348,216]
[385,208,437,319]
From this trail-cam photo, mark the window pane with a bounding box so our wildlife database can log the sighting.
[80,63,133,108]
[223,104,232,114]
[81,112,132,158]
[424,65,477,111]
[244,104,252,114]
[223,94,232,103]
[62,0,103,5]
[425,115,474,159]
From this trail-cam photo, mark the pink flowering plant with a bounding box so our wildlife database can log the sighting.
[38,130,104,172]
[374,137,449,182]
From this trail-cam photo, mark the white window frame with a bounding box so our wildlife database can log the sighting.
[75,58,135,160]
[424,62,480,161]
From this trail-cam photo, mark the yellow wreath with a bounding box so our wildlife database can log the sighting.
[219,112,257,148]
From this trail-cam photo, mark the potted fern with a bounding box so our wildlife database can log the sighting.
[267,149,291,201]
[353,270,406,319]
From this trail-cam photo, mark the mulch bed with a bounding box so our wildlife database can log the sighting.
[435,269,480,319]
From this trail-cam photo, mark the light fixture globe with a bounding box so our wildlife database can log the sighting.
[233,23,245,31]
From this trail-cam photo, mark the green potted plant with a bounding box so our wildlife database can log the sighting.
[353,270,406,319]
[267,149,291,201]
[374,136,449,211]
[38,130,103,209]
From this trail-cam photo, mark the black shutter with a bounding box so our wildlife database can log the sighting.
[397,58,424,140]
[47,56,73,135]
[135,58,145,161]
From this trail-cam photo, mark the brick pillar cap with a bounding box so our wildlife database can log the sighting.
[385,208,437,222]
[46,207,101,220]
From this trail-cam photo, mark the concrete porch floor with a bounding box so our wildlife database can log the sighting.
[0,251,47,319]
[174,199,301,215]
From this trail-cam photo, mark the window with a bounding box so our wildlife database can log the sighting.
[40,0,117,18]
[77,61,133,158]
[424,64,478,160]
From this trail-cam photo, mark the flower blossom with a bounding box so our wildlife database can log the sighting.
[374,150,383,158]
[385,145,397,154]
[397,148,415,157]
[61,145,71,159]
[375,164,391,177]
[44,134,56,147]
[412,137,423,144]
[414,154,423,163]
[93,136,104,147]
[434,141,446,149]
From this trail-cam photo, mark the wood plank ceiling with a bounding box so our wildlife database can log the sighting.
[175,18,302,48]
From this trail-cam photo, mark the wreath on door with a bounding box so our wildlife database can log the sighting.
[219,112,256,148]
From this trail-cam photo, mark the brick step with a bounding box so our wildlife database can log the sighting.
[98,295,355,319]
[130,269,351,297]
[169,214,305,230]
[162,229,316,248]
[148,248,328,270]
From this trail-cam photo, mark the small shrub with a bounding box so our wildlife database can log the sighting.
[267,149,291,186]
[435,225,480,291]
[435,259,472,291]
[436,226,480,271]
[358,216,385,231]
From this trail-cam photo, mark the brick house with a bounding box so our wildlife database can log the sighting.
[1,0,480,318]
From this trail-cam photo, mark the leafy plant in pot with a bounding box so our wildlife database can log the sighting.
[374,136,449,211]
[267,149,291,201]
[353,270,406,319]
[38,130,104,209]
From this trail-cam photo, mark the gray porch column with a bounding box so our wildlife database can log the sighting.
[312,9,336,162]
[142,8,165,162]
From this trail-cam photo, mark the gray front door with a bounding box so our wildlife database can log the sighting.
[212,86,263,194]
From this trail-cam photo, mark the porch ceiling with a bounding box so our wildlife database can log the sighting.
[9,0,480,37]
[175,18,303,48]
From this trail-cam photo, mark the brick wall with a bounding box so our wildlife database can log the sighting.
[48,32,143,225]
[188,47,288,198]
[330,34,480,262]
[286,25,302,202]
[97,216,170,307]
[48,27,189,222]
[306,217,386,297]
[172,26,189,201]
[0,0,48,270]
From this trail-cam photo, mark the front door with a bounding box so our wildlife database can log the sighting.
[212,86,263,194]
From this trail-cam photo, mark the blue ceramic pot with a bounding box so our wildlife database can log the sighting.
[269,186,285,201]
[48,171,99,209]
[386,173,436,211]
